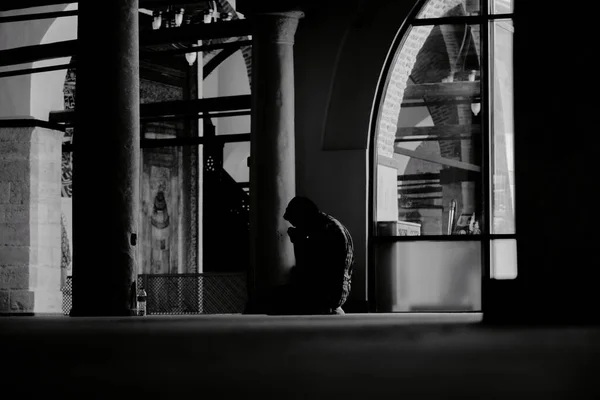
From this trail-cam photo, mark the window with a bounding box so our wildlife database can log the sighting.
[372,0,516,312]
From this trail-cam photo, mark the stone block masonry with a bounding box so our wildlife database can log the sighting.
[0,123,63,314]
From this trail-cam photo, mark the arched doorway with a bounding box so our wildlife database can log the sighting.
[370,0,516,312]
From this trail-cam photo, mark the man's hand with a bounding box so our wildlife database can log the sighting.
[287,227,307,244]
[287,227,298,243]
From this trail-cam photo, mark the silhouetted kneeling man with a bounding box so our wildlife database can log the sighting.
[247,196,354,315]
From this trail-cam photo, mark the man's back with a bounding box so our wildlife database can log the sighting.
[292,212,354,311]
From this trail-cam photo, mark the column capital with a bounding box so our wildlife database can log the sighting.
[253,11,305,45]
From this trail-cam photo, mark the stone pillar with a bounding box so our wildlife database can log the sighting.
[249,11,303,299]
[0,122,63,314]
[70,0,140,316]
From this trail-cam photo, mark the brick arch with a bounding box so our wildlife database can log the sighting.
[375,0,466,158]
[408,13,480,161]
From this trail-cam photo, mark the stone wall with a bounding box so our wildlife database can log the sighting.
[0,124,63,314]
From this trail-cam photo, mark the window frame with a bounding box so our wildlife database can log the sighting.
[368,0,516,312]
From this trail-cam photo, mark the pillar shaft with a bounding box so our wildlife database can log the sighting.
[70,1,140,316]
[249,11,303,296]
[0,123,63,315]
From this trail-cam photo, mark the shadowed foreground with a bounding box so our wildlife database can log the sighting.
[1,313,599,399]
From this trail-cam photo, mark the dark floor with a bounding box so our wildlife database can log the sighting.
[1,313,599,399]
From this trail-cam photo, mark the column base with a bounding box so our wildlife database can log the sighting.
[0,289,63,315]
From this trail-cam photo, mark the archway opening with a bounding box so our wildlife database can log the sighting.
[371,0,516,313]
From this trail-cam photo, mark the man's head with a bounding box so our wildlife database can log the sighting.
[284,196,320,230]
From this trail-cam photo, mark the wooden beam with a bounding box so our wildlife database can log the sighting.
[140,19,252,46]
[141,133,250,148]
[0,20,250,67]
[140,40,252,58]
[398,186,442,195]
[393,148,481,172]
[140,60,186,86]
[0,1,209,11]
[0,62,73,78]
[0,0,69,11]
[396,124,481,138]
[439,168,480,184]
[138,0,209,7]
[141,110,250,123]
[49,95,251,123]
[395,135,475,142]
[397,173,440,181]
[400,99,479,108]
[141,94,251,117]
[63,133,251,152]
[377,155,399,170]
[398,182,440,188]
[0,40,75,67]
[403,81,480,100]
[0,9,76,23]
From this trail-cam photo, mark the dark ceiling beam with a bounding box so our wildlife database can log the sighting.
[236,0,314,14]
[49,94,251,123]
[0,40,75,67]
[0,9,76,23]
[403,82,481,100]
[144,94,251,117]
[394,147,481,172]
[0,62,74,78]
[0,19,251,67]
[396,125,481,138]
[140,19,252,46]
[0,1,205,11]
[0,0,256,12]
[140,39,251,58]
[139,0,210,7]
[0,1,69,11]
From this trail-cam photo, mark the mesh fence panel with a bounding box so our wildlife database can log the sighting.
[200,273,248,314]
[61,273,247,316]
[62,277,72,315]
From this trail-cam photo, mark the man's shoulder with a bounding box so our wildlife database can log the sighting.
[321,213,351,238]
[321,212,341,228]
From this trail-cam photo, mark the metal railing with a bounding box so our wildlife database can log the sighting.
[62,272,247,315]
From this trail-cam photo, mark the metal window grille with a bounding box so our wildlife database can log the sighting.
[62,273,247,316]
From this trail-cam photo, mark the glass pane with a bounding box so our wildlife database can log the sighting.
[491,20,515,234]
[492,0,513,14]
[375,241,482,311]
[491,239,517,279]
[376,24,483,236]
[416,0,480,18]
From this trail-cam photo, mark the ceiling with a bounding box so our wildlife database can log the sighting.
[0,0,314,13]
